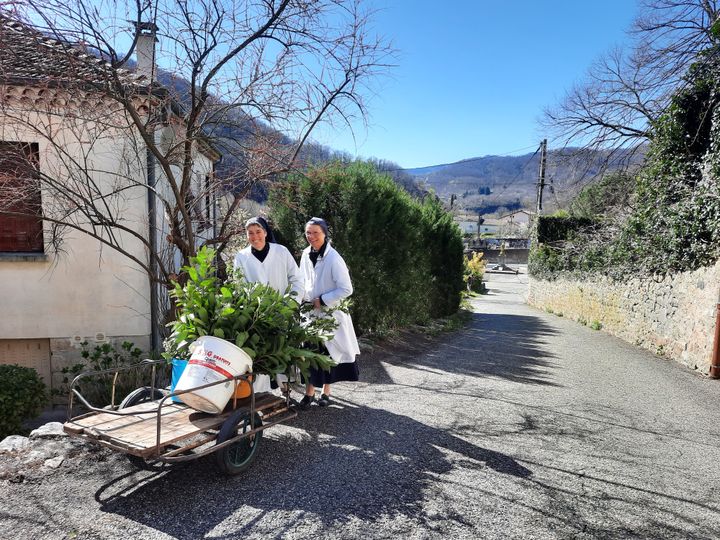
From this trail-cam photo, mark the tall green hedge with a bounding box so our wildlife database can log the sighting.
[269,162,464,334]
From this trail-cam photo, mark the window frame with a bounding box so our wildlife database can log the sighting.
[0,141,44,253]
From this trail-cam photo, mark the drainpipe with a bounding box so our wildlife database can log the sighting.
[147,145,160,353]
[134,21,161,353]
[710,297,720,378]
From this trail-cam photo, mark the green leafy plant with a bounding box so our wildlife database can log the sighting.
[590,320,603,331]
[164,246,336,379]
[0,364,47,439]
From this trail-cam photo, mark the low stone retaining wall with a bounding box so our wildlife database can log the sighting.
[468,248,529,264]
[527,261,720,373]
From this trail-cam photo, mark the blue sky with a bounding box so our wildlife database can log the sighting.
[312,1,638,169]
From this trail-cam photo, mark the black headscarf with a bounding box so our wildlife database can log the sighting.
[306,217,329,267]
[305,217,329,237]
[245,216,276,243]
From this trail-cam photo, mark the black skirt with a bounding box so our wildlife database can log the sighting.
[308,360,360,386]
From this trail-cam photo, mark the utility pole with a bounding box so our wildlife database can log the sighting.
[536,138,547,214]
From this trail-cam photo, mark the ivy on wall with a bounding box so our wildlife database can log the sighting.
[531,50,720,279]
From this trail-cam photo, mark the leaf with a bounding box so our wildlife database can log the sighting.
[235,331,249,347]
[241,347,256,358]
[213,328,225,338]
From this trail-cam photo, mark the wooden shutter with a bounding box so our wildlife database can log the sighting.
[0,142,43,252]
[0,339,52,385]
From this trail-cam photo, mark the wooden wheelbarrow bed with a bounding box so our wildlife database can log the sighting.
[64,392,288,459]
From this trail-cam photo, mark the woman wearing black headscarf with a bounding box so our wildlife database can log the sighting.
[233,216,302,299]
[233,216,304,393]
[298,217,360,408]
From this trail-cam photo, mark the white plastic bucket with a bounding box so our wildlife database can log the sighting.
[174,335,253,414]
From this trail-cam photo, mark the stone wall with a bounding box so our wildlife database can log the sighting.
[480,248,529,264]
[527,261,720,372]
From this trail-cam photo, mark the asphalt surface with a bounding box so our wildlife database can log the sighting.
[2,268,720,539]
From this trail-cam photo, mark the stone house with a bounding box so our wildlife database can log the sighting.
[0,16,220,391]
[455,214,500,236]
[496,209,535,237]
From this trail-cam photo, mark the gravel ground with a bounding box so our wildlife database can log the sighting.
[2,268,720,539]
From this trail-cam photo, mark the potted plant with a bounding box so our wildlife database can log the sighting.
[163,247,336,385]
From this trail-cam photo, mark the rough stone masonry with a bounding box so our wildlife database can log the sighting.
[527,260,720,373]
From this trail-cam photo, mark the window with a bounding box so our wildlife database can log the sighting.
[0,142,43,252]
[204,174,211,221]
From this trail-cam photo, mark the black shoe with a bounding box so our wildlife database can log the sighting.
[298,395,315,410]
[317,394,331,407]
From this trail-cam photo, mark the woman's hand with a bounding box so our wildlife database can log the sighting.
[312,298,322,310]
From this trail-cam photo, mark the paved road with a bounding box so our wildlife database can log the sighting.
[2,269,720,539]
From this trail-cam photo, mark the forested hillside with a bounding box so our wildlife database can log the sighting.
[404,147,643,214]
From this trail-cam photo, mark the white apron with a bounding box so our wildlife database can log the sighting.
[300,242,360,364]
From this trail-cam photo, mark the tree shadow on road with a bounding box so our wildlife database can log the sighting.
[94,400,532,538]
[364,312,561,387]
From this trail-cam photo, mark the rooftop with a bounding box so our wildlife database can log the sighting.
[0,15,145,90]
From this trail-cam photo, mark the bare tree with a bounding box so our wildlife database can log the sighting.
[542,0,720,168]
[0,0,391,286]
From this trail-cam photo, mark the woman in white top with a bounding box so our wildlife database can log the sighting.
[233,216,304,392]
[298,217,360,409]
[233,217,303,300]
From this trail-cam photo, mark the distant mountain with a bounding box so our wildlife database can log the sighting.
[404,148,645,213]
[404,164,449,176]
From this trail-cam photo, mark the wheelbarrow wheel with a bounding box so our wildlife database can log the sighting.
[215,411,263,475]
[119,387,167,471]
[119,386,165,410]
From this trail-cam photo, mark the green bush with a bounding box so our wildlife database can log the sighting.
[269,161,464,334]
[0,364,47,439]
[464,252,486,293]
[529,216,599,278]
[535,216,595,244]
[421,196,465,316]
[569,172,635,220]
[621,83,720,274]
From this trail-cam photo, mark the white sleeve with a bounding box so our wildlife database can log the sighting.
[299,250,313,302]
[283,247,304,300]
[320,255,353,307]
[232,251,243,276]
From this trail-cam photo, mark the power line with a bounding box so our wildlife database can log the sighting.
[483,144,542,201]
